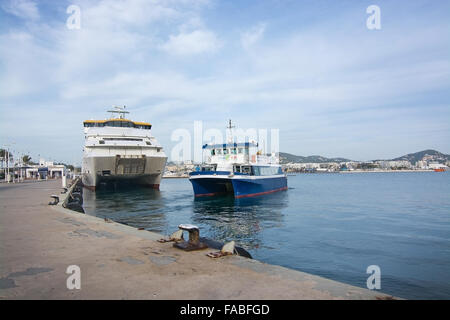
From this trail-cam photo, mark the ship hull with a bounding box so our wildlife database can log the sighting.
[231,176,288,198]
[82,155,167,190]
[189,173,287,198]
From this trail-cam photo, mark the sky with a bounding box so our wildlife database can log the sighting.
[0,0,449,165]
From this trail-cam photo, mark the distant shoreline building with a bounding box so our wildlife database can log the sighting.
[25,159,66,179]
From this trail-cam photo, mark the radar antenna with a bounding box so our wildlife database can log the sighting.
[107,105,129,119]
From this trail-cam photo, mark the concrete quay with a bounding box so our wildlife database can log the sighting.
[0,179,395,300]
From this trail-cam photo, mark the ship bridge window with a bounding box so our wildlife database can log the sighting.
[105,120,134,127]
[238,148,243,154]
[210,149,215,156]
[84,121,151,129]
[121,121,134,127]
[136,124,152,130]
[103,138,143,141]
[223,148,229,155]
[84,122,104,127]
[242,166,251,174]
[231,148,237,155]
[216,149,222,155]
[105,121,118,127]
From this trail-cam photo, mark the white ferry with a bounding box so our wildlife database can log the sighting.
[82,106,167,190]
[189,121,287,198]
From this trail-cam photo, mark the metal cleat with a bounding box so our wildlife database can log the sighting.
[173,224,208,251]
[207,241,236,258]
[158,229,184,243]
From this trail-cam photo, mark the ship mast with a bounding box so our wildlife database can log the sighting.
[227,119,235,143]
[107,105,129,119]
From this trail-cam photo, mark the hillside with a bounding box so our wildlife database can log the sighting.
[390,149,450,163]
[279,149,450,164]
[279,152,351,164]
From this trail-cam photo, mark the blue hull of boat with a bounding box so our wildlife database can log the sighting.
[190,174,287,198]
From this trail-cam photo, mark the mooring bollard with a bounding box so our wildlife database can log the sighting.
[207,241,236,258]
[173,224,208,251]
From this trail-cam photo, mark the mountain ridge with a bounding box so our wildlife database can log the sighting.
[279,149,450,164]
[389,149,450,164]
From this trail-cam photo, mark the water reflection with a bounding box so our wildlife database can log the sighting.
[83,185,167,231]
[82,181,289,251]
[191,191,289,250]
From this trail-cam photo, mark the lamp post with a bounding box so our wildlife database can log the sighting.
[11,149,15,183]
[8,142,16,183]
[3,148,7,183]
[19,153,22,182]
[4,145,10,183]
[7,148,10,183]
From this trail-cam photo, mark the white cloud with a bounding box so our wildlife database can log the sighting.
[83,0,181,29]
[1,0,39,20]
[0,0,215,98]
[160,29,221,55]
[0,1,449,162]
[241,23,266,50]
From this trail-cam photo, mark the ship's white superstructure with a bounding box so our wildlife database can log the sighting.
[82,107,167,190]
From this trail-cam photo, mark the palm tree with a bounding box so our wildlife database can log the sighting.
[22,155,32,165]
[0,149,12,163]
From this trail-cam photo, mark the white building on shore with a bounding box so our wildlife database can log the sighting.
[428,162,448,170]
[25,159,66,179]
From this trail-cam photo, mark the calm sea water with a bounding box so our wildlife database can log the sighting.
[83,172,450,299]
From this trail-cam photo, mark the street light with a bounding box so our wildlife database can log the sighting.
[3,144,10,183]
[4,142,16,183]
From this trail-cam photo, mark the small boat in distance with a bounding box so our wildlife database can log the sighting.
[82,106,167,190]
[189,120,287,198]
[434,168,446,172]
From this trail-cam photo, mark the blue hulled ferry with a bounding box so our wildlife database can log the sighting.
[189,121,287,198]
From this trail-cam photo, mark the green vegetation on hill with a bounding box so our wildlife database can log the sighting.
[280,149,450,164]
[279,152,351,164]
[390,149,450,163]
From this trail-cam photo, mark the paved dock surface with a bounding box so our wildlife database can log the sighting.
[0,180,394,299]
